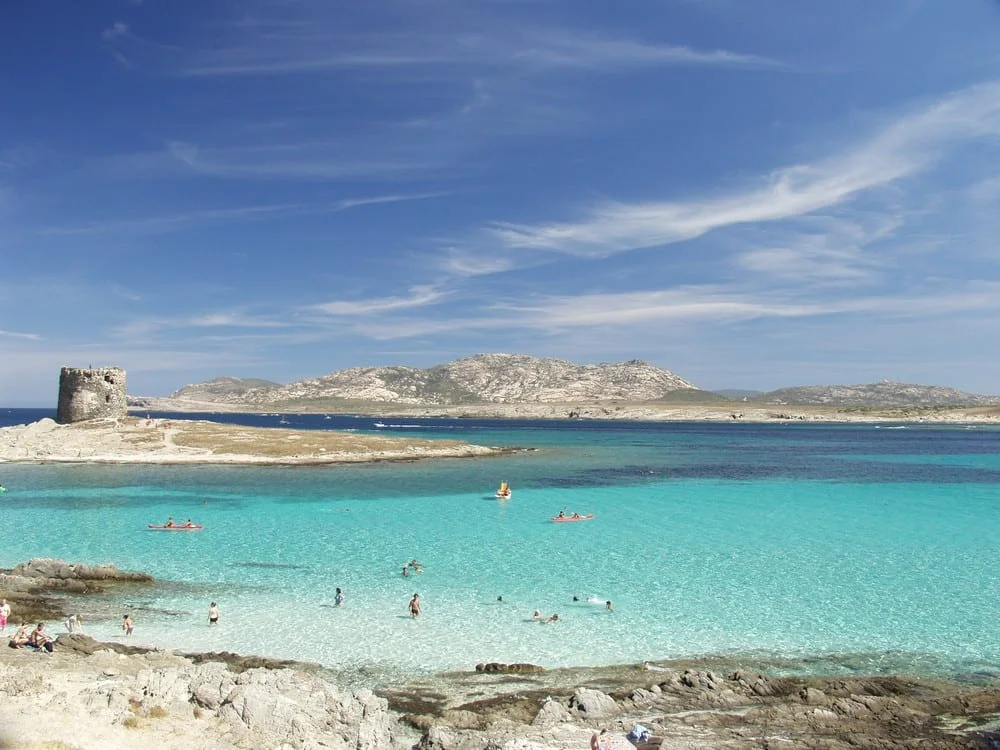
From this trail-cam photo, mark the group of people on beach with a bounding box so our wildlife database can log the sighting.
[8,621,55,652]
[120,601,218,638]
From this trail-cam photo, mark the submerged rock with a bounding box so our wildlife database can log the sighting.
[475,662,544,674]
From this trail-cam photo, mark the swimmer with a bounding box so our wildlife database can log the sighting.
[402,565,410,577]
[606,600,613,612]
[531,610,542,620]
[544,613,559,624]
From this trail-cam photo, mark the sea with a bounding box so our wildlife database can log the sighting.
[1,408,999,687]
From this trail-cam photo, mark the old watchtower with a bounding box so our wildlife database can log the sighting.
[56,366,128,423]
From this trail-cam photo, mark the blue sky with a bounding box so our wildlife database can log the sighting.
[3,0,1000,405]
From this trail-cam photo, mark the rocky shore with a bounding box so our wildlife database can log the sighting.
[0,416,509,465]
[2,559,999,749]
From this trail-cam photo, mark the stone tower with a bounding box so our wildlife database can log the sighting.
[56,366,128,424]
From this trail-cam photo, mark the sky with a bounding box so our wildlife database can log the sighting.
[3,0,1000,405]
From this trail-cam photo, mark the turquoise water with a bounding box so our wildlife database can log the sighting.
[1,412,999,682]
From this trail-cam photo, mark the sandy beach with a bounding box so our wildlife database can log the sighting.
[0,416,508,465]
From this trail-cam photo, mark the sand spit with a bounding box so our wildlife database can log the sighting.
[0,416,507,465]
[131,399,1000,424]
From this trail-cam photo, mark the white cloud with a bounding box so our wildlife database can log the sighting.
[43,193,444,236]
[513,32,779,69]
[0,329,42,340]
[102,22,129,41]
[334,192,448,210]
[309,286,448,316]
[488,81,1000,257]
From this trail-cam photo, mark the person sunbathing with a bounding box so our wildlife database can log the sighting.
[28,622,54,652]
[9,622,31,648]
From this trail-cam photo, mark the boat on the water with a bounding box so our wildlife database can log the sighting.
[551,513,593,523]
[495,480,511,499]
[147,524,203,531]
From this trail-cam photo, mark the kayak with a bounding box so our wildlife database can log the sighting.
[550,514,594,523]
[147,524,203,531]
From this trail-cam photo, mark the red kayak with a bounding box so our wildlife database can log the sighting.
[148,524,203,531]
[550,514,594,523]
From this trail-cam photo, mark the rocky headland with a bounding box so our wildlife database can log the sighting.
[2,559,999,749]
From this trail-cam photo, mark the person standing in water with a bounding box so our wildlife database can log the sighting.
[122,614,133,637]
[0,598,10,632]
[409,593,421,618]
[208,602,220,625]
[335,588,344,607]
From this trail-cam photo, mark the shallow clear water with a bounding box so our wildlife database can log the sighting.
[1,410,998,682]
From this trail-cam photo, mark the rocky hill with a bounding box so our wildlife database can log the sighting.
[756,380,1000,408]
[161,354,698,407]
[170,376,281,400]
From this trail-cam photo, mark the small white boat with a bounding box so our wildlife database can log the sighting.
[373,422,387,428]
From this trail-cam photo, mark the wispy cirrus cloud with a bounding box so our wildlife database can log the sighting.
[0,329,42,340]
[513,32,780,69]
[101,21,130,42]
[113,310,291,341]
[309,285,448,316]
[487,81,1000,257]
[170,15,778,77]
[43,192,445,236]
[343,279,1000,341]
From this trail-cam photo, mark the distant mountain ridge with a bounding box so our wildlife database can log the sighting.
[158,358,1000,410]
[756,380,1000,408]
[169,354,697,406]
